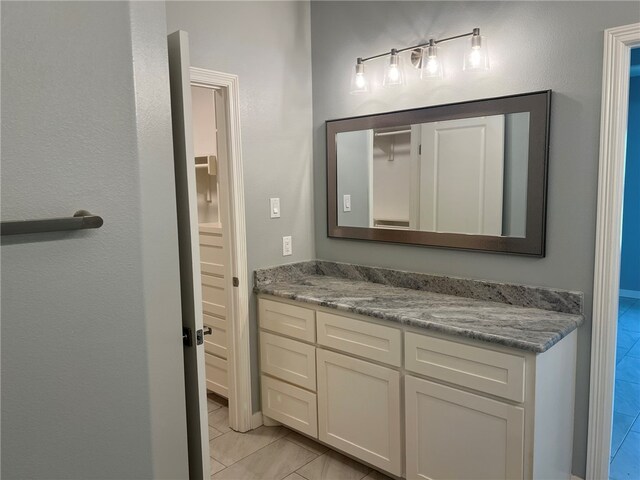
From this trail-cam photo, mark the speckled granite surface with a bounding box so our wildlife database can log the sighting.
[254,261,584,353]
[255,261,583,315]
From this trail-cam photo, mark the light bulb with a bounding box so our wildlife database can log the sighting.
[383,49,405,87]
[420,41,443,79]
[464,29,490,71]
[350,58,369,94]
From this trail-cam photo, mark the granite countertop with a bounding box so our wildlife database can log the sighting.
[254,265,584,353]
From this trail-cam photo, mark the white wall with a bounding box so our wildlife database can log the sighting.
[1,2,188,478]
[165,1,314,411]
[310,2,640,476]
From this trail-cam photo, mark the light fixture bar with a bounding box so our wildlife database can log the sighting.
[359,28,480,63]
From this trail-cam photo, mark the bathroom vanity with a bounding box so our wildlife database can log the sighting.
[255,261,583,480]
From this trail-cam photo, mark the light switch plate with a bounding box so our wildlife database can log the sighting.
[282,236,292,256]
[270,198,280,218]
[343,194,351,212]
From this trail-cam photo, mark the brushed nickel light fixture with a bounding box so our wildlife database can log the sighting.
[350,28,489,94]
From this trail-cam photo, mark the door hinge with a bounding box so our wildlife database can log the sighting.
[233,276,239,287]
[196,328,204,346]
[418,144,422,155]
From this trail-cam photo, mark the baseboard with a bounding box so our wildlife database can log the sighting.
[250,411,263,429]
[620,289,640,299]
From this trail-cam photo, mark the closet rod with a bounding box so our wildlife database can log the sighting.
[374,129,411,137]
[1,210,103,236]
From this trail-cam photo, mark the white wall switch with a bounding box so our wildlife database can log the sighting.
[343,194,351,212]
[282,236,292,256]
[270,197,281,218]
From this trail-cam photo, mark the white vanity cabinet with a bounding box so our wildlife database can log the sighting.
[258,295,577,480]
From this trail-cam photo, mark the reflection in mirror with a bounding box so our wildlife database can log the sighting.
[336,112,530,237]
[327,91,550,255]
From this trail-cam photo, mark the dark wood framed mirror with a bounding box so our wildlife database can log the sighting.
[326,90,551,256]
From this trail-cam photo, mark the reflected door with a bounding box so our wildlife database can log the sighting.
[419,115,505,235]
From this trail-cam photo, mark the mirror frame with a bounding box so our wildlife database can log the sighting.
[326,90,551,256]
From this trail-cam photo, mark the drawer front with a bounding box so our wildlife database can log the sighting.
[261,375,318,437]
[405,332,525,403]
[316,311,402,367]
[260,331,316,391]
[203,314,227,359]
[205,353,228,398]
[259,298,315,343]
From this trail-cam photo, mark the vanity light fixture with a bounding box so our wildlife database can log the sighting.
[350,27,489,94]
[421,39,443,79]
[383,49,405,87]
[350,57,369,94]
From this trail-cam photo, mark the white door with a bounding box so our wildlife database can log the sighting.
[316,349,402,476]
[168,30,211,479]
[419,115,505,235]
[405,375,525,480]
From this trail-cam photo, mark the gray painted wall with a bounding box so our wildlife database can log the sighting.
[1,2,188,478]
[337,130,371,227]
[165,1,315,411]
[310,2,640,476]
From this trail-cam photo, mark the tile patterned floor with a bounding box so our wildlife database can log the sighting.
[206,394,393,480]
[611,297,640,480]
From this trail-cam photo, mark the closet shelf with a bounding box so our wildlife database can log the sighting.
[195,155,217,175]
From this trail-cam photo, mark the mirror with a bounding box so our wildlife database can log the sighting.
[327,91,551,256]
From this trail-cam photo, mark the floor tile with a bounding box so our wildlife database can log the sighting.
[613,380,640,417]
[611,412,635,457]
[619,310,640,333]
[209,457,225,476]
[297,450,371,480]
[286,431,329,456]
[208,407,231,433]
[210,425,288,466]
[619,297,637,316]
[617,348,628,365]
[610,431,640,480]
[212,438,317,480]
[362,470,394,480]
[208,395,225,413]
[284,474,307,480]
[627,339,640,358]
[631,415,640,433]
[616,356,640,384]
[209,425,223,440]
[617,329,640,353]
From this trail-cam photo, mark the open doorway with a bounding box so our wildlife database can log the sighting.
[587,23,640,480]
[610,46,640,479]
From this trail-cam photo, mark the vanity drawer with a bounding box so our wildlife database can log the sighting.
[261,375,318,438]
[405,332,525,403]
[260,331,316,391]
[259,298,315,343]
[316,311,402,367]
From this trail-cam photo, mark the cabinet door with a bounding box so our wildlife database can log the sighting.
[405,375,524,480]
[317,349,401,476]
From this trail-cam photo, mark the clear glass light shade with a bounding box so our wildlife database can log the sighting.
[420,45,443,79]
[350,61,368,94]
[463,35,490,71]
[383,50,405,87]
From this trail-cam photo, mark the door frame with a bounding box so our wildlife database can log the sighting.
[190,67,253,433]
[587,22,640,480]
